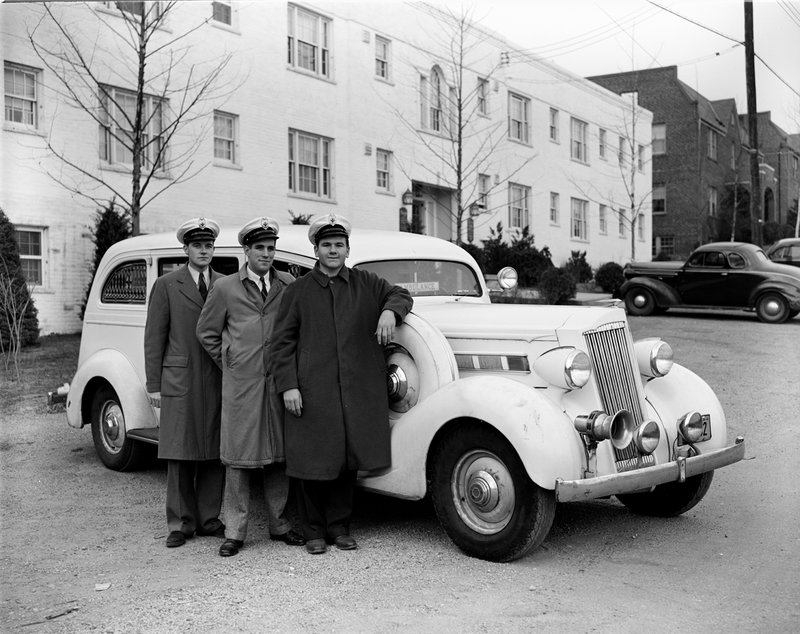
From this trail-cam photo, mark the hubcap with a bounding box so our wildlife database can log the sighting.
[762,299,782,317]
[634,293,647,308]
[101,401,125,454]
[451,450,515,535]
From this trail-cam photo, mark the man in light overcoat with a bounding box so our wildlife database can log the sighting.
[196,216,305,557]
[144,218,224,548]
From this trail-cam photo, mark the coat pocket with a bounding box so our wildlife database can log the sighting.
[161,354,189,397]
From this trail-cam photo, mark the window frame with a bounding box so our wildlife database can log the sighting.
[507,92,530,144]
[706,126,718,160]
[98,84,166,172]
[288,128,334,200]
[4,62,40,131]
[652,184,666,215]
[549,108,559,143]
[477,174,490,211]
[477,78,489,116]
[375,35,391,81]
[508,183,530,229]
[637,144,645,172]
[287,4,332,80]
[211,0,238,29]
[570,197,588,241]
[599,128,607,160]
[549,192,560,225]
[213,110,239,166]
[599,204,608,234]
[652,123,666,155]
[376,148,392,192]
[14,227,46,287]
[101,259,148,305]
[570,117,588,163]
[618,208,626,237]
[708,185,718,217]
[637,214,645,241]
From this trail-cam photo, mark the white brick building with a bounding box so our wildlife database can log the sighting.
[2,1,652,335]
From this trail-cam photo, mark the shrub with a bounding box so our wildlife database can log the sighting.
[0,206,40,352]
[538,267,576,305]
[480,223,512,274]
[594,261,625,294]
[508,227,553,287]
[564,250,593,283]
[458,242,486,273]
[81,201,131,318]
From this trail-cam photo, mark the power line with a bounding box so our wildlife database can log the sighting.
[646,0,743,44]
[754,52,800,100]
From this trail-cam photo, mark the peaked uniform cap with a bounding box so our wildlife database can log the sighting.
[308,214,352,244]
[238,217,281,246]
[176,217,220,244]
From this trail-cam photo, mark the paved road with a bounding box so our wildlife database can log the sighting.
[1,311,798,632]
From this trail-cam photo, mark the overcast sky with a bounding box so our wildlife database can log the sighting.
[431,0,800,134]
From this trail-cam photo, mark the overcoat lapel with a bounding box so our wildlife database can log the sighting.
[176,265,204,308]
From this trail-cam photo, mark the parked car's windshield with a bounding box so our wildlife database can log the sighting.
[357,259,482,297]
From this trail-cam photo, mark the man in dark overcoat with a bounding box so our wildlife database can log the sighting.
[144,218,224,548]
[271,214,413,554]
[197,217,305,557]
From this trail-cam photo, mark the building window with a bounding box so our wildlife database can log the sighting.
[376,148,392,191]
[549,192,559,224]
[99,85,165,170]
[599,128,607,159]
[792,155,798,179]
[212,0,232,25]
[15,228,44,286]
[653,235,675,259]
[652,123,666,155]
[508,183,530,229]
[477,174,490,211]
[287,4,331,79]
[288,129,333,199]
[4,63,39,129]
[213,111,238,164]
[570,198,588,240]
[549,108,559,142]
[599,204,608,234]
[637,215,645,240]
[477,78,488,116]
[570,117,588,163]
[708,186,718,216]
[619,208,626,236]
[102,2,163,18]
[651,184,666,215]
[422,66,446,133]
[618,135,626,166]
[706,127,718,160]
[637,144,645,171]
[731,141,737,170]
[375,36,390,80]
[508,93,530,144]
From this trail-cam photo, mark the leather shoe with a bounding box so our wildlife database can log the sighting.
[219,539,243,557]
[270,529,306,546]
[166,531,189,548]
[197,524,225,537]
[305,538,327,555]
[333,535,358,551]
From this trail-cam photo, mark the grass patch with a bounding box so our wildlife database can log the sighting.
[0,334,81,415]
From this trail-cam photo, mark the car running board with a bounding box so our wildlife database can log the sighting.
[126,428,160,445]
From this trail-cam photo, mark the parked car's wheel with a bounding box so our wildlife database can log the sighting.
[616,471,714,517]
[755,292,790,323]
[429,423,556,562]
[624,287,656,316]
[90,385,147,471]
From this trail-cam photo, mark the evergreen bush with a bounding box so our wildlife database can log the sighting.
[0,207,39,350]
[458,242,486,273]
[538,267,577,305]
[564,250,593,283]
[594,261,625,294]
[81,201,131,318]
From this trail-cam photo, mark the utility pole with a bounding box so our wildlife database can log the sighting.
[744,0,762,245]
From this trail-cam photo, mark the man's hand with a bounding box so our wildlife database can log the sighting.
[283,388,303,417]
[375,309,396,345]
[147,391,161,408]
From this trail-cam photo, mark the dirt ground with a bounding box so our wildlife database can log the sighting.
[1,317,798,633]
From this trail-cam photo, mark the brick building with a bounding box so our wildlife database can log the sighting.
[588,66,754,259]
[3,1,650,334]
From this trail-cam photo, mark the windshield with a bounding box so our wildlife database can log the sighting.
[357,259,483,297]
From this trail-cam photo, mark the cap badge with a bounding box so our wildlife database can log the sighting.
[198,218,206,228]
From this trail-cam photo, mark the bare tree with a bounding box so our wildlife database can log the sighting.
[569,91,651,261]
[0,259,34,381]
[386,5,534,244]
[27,1,241,234]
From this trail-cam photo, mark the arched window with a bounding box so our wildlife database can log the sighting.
[429,66,445,133]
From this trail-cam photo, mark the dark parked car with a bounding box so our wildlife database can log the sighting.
[765,237,800,268]
[617,242,800,323]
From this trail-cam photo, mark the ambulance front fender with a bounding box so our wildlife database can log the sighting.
[361,375,584,499]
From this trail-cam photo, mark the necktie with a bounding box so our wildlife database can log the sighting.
[198,273,208,301]
[259,275,268,300]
